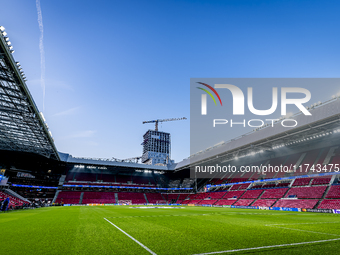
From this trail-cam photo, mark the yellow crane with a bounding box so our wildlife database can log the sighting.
[142,117,187,131]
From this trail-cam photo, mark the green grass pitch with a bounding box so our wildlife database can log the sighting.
[1,206,340,254]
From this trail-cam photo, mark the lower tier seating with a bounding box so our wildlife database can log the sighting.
[233,199,254,206]
[285,186,327,199]
[273,199,318,209]
[251,199,276,207]
[261,188,288,198]
[318,199,340,209]
[214,199,236,206]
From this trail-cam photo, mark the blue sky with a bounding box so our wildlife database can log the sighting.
[1,0,340,162]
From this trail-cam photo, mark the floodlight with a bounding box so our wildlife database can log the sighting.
[0,26,5,31]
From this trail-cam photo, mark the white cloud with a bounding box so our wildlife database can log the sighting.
[36,0,45,111]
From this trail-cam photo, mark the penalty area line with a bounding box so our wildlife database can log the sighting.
[192,238,340,255]
[104,217,157,255]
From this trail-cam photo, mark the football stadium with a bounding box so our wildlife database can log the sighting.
[1,2,340,255]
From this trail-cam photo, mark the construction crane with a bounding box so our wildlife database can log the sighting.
[143,117,187,131]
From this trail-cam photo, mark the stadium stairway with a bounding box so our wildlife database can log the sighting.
[52,190,61,204]
[114,193,119,203]
[79,192,84,204]
[5,189,30,203]
[160,193,166,202]
[330,174,337,185]
[58,175,66,187]
[144,193,149,203]
[313,181,334,209]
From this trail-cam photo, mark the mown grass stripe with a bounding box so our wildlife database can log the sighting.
[104,217,157,255]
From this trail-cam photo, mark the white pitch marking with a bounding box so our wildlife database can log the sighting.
[267,225,340,237]
[192,238,340,255]
[266,222,339,226]
[104,218,157,255]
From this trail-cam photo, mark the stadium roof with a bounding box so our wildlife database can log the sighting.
[62,153,168,171]
[175,98,340,170]
[0,27,60,161]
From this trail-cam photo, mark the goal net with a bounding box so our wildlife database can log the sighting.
[118,200,132,205]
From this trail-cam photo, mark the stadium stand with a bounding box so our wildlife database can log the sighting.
[252,199,276,207]
[318,199,340,209]
[117,192,146,204]
[176,193,189,204]
[233,199,254,206]
[285,186,327,199]
[0,191,27,207]
[273,199,318,209]
[145,193,165,203]
[261,183,276,189]
[261,188,288,198]
[163,193,179,203]
[311,177,332,186]
[198,200,218,205]
[206,192,227,199]
[292,178,312,186]
[240,189,264,199]
[82,192,116,204]
[214,199,235,206]
[276,182,291,187]
[325,185,340,198]
[55,191,81,204]
[223,190,245,199]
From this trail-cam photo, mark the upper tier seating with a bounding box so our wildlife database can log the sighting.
[206,192,227,199]
[311,177,331,186]
[239,183,250,190]
[261,188,288,198]
[74,173,96,182]
[276,182,290,187]
[285,186,327,199]
[230,184,243,190]
[223,190,245,199]
[292,178,311,186]
[240,189,264,199]
[326,185,340,198]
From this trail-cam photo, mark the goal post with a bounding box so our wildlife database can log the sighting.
[118,200,132,205]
